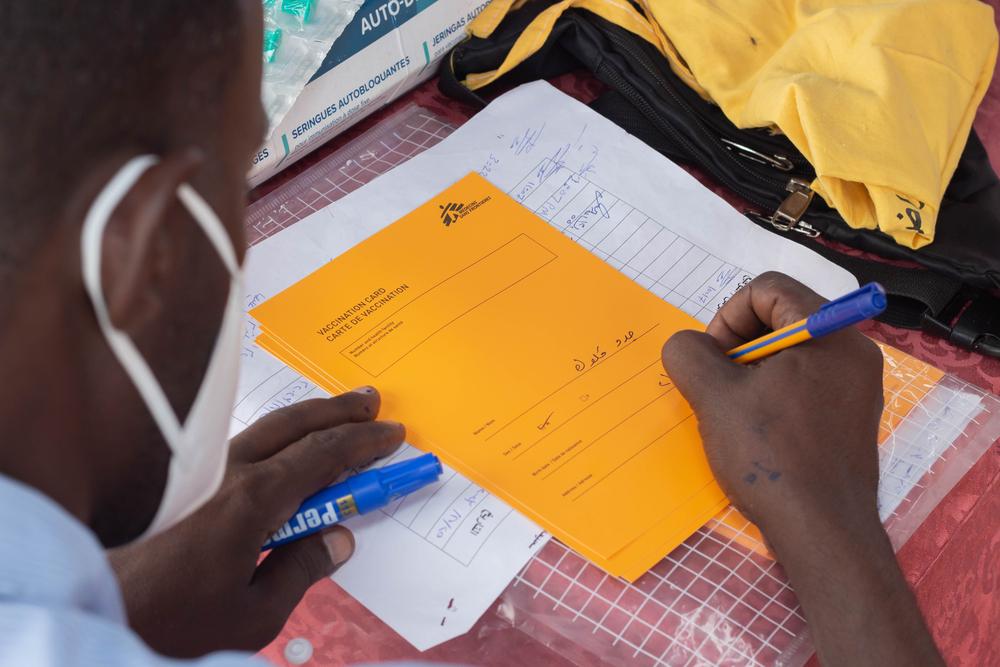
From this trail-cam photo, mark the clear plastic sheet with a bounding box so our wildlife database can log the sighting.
[261,0,364,133]
[497,369,1000,667]
[247,104,1000,667]
[245,104,457,245]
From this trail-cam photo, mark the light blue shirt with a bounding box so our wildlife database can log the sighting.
[0,473,455,667]
[0,473,261,667]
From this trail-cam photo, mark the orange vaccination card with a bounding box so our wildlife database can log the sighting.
[251,172,730,579]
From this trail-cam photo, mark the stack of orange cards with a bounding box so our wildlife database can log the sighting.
[251,172,732,580]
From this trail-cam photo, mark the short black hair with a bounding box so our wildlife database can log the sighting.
[0,2,243,275]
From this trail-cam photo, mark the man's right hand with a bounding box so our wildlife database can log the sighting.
[662,272,944,667]
[661,272,884,547]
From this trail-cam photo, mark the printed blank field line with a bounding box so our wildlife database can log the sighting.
[440,490,490,551]
[489,324,661,443]
[655,248,703,294]
[249,385,319,424]
[538,175,588,223]
[388,503,478,569]
[605,216,648,260]
[340,234,548,353]
[541,386,677,479]
[231,366,292,412]
[402,470,458,530]
[573,413,696,502]
[513,361,666,461]
[559,189,616,238]
[637,234,680,277]
[558,171,753,317]
[416,479,470,540]
[592,210,631,249]
[340,237,557,377]
[360,259,556,377]
[466,506,516,564]
[250,379,309,419]
[510,358,661,461]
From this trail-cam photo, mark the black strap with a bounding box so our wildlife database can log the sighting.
[747,215,1000,358]
[439,5,1000,358]
[923,288,1000,358]
[438,42,488,107]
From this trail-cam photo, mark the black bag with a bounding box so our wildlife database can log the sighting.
[439,0,1000,357]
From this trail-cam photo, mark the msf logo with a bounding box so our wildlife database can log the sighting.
[439,202,465,226]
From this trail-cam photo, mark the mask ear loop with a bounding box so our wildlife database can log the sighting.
[80,156,241,463]
[177,184,240,275]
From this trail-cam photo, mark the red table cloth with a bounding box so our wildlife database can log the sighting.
[251,5,1000,662]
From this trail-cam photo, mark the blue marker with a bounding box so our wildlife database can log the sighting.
[727,282,887,364]
[262,453,443,550]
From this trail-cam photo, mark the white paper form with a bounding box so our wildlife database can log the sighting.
[230,226,547,652]
[232,81,857,651]
[293,82,857,315]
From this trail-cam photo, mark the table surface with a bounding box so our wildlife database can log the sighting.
[250,9,1000,663]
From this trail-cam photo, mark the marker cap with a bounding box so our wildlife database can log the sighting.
[806,282,887,338]
[349,453,443,513]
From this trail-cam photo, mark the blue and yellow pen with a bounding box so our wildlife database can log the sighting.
[726,282,887,364]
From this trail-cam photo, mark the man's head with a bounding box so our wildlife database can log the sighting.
[0,2,266,546]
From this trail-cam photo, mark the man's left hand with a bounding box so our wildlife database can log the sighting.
[109,388,404,657]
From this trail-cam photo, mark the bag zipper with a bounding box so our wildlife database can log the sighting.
[599,29,822,237]
[745,179,821,238]
[720,138,794,172]
[603,31,811,172]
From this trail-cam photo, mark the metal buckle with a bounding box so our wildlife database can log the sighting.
[922,289,1000,358]
[746,178,821,238]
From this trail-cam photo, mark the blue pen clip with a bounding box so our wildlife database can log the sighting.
[350,453,443,513]
[805,282,887,338]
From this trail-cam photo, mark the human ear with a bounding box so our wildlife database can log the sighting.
[101,149,205,332]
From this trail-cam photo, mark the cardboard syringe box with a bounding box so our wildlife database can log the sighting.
[249,0,489,187]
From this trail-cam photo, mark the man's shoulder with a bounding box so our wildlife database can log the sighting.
[0,601,267,667]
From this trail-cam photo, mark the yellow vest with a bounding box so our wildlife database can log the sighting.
[465,0,998,249]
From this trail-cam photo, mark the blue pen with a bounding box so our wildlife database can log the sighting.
[726,282,887,364]
[262,452,443,550]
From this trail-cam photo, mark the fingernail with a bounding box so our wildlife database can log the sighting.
[322,527,355,566]
[384,420,405,434]
[352,386,376,395]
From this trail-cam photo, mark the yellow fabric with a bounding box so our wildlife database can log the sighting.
[464,0,708,96]
[646,0,997,248]
[464,0,998,249]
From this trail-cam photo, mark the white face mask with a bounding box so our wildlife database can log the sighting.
[81,155,244,537]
